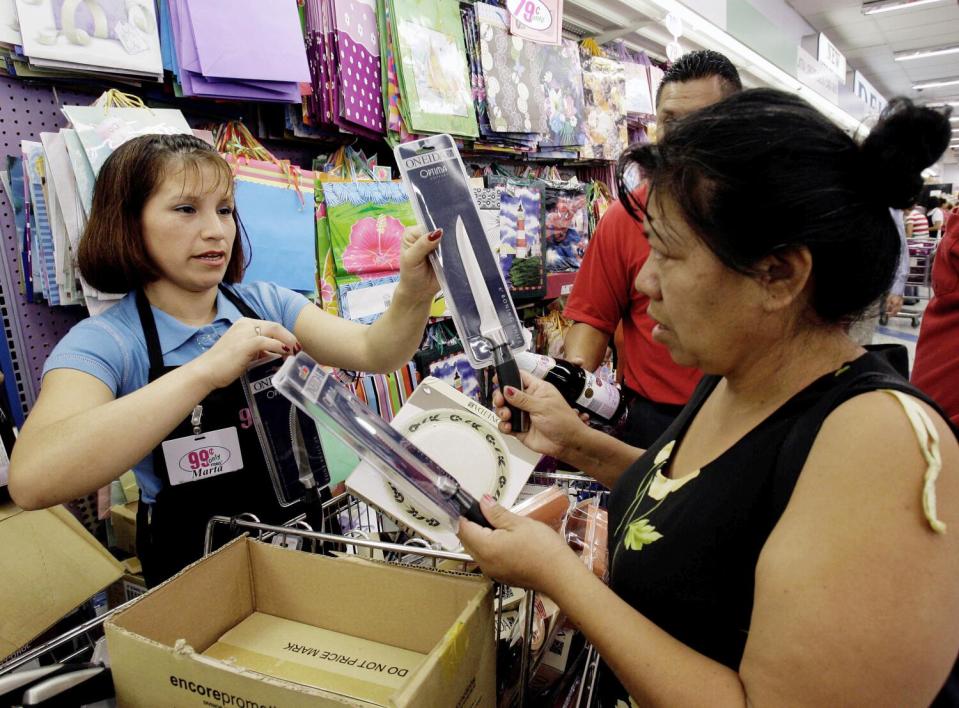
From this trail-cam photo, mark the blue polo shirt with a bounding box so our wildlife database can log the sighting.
[42,281,310,503]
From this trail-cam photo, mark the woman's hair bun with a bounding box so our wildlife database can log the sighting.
[860,97,952,209]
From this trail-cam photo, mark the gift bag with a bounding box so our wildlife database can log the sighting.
[580,53,628,161]
[389,0,478,137]
[217,122,317,294]
[323,180,418,323]
[227,157,317,293]
[314,177,340,315]
[543,182,589,271]
[63,96,192,175]
[313,147,384,315]
[587,179,613,236]
[413,322,481,400]
[486,175,547,300]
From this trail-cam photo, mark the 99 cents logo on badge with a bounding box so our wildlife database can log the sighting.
[179,446,231,477]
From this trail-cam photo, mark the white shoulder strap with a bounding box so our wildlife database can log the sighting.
[883,390,946,534]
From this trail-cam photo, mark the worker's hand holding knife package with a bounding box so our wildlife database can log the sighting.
[396,135,529,432]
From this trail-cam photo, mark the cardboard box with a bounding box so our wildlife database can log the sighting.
[107,558,147,610]
[106,538,495,707]
[109,500,138,555]
[0,502,124,661]
[204,613,429,704]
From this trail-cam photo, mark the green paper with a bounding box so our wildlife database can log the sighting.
[323,182,418,282]
[389,0,478,137]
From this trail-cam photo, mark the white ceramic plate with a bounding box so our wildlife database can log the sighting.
[386,407,513,531]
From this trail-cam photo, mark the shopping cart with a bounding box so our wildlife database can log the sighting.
[0,472,608,707]
[883,237,937,328]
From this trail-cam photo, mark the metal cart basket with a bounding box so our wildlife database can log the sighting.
[0,471,608,707]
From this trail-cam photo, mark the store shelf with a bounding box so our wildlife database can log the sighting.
[546,271,578,300]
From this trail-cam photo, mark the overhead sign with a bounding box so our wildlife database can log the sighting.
[797,47,840,104]
[854,71,888,115]
[817,32,847,83]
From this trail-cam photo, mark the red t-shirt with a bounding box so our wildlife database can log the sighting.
[913,208,959,428]
[564,187,702,405]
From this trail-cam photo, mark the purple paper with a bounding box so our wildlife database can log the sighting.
[185,71,303,102]
[186,0,311,83]
[331,0,384,135]
[169,0,302,101]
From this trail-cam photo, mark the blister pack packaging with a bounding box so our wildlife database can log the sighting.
[272,352,491,532]
[395,135,527,368]
[241,356,331,506]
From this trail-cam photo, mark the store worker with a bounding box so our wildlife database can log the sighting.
[461,92,959,706]
[8,134,442,587]
[564,49,742,449]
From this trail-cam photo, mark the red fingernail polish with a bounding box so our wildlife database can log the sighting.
[429,229,443,241]
[283,346,291,352]
[504,386,516,397]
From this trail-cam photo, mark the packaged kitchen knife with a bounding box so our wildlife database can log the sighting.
[272,352,492,532]
[395,135,527,369]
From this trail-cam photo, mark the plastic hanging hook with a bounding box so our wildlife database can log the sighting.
[191,405,204,437]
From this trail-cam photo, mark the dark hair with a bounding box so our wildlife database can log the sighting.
[655,50,742,106]
[618,89,952,323]
[78,133,247,294]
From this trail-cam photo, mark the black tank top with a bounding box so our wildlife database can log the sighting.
[597,345,958,706]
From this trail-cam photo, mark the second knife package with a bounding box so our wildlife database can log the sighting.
[395,135,527,369]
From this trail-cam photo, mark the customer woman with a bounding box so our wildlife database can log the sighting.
[459,91,959,706]
[9,134,441,585]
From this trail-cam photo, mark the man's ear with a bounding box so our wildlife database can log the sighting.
[752,246,813,313]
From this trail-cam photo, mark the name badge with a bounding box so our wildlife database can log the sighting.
[162,427,244,486]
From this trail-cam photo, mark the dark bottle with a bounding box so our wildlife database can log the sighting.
[515,352,626,424]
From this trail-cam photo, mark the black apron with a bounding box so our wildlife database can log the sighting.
[134,286,303,587]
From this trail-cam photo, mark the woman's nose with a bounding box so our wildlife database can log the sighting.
[199,210,227,239]
[635,257,661,300]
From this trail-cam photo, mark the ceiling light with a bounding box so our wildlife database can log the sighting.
[914,78,959,90]
[895,44,959,61]
[618,0,864,134]
[863,0,947,14]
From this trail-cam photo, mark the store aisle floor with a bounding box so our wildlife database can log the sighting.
[872,300,926,372]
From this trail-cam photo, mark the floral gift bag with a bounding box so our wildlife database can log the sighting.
[537,40,588,150]
[475,4,547,135]
[322,180,416,323]
[580,53,628,161]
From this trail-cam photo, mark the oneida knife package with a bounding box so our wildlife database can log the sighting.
[395,135,526,369]
[272,352,492,541]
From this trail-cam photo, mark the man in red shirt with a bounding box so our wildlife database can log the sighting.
[564,50,742,448]
[913,203,959,427]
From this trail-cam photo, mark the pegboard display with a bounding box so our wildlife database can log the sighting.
[0,79,334,421]
[0,78,97,420]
